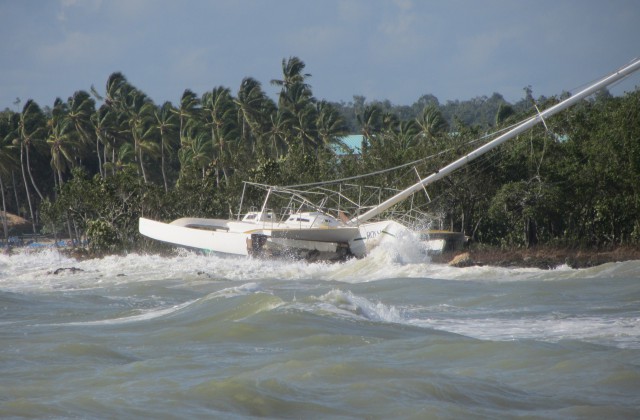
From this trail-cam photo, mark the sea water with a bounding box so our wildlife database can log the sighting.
[1,240,639,418]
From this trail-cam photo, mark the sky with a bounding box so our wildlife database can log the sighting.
[1,0,639,111]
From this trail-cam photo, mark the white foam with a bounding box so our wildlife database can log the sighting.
[58,299,198,326]
[313,289,404,323]
[205,282,265,299]
[3,246,640,294]
[408,314,640,349]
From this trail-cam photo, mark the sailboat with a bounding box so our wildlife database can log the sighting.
[139,57,640,260]
[139,182,405,260]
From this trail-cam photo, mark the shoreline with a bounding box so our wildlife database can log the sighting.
[5,240,640,270]
[431,245,640,269]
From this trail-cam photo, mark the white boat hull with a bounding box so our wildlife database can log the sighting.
[139,217,410,260]
[139,218,251,256]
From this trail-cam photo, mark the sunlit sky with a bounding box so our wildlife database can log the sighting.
[1,0,639,110]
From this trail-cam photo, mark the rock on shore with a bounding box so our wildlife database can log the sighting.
[432,246,640,269]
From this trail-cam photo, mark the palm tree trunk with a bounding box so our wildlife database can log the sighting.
[1,176,9,249]
[161,135,168,192]
[25,146,44,200]
[138,147,148,183]
[96,138,104,178]
[57,168,74,246]
[20,145,37,233]
[12,171,20,215]
[222,167,229,186]
[111,148,116,176]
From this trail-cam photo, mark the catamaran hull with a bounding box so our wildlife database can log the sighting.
[138,217,408,260]
[139,218,250,256]
[139,218,365,259]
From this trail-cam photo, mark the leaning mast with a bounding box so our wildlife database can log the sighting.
[347,57,640,226]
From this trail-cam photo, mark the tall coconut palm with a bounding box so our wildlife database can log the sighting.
[178,130,212,180]
[47,115,81,186]
[265,108,292,159]
[174,89,200,146]
[0,122,18,246]
[104,73,138,177]
[202,87,238,186]
[11,100,46,232]
[415,104,446,143]
[236,77,274,159]
[103,142,136,175]
[271,57,319,157]
[151,101,178,191]
[67,90,96,170]
[124,89,155,183]
[17,100,46,200]
[316,100,348,153]
[47,109,82,244]
[271,56,311,107]
[105,72,131,113]
[357,104,383,148]
[91,104,117,177]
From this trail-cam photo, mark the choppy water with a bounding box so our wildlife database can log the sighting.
[1,241,639,419]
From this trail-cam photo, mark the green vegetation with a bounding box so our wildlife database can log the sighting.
[1,57,639,253]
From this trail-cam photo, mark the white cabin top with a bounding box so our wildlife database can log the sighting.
[241,210,341,228]
[283,212,341,228]
[242,211,275,222]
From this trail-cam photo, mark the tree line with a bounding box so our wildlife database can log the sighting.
[1,56,639,254]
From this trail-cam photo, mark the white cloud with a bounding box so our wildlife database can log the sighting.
[289,24,346,56]
[392,0,413,12]
[336,0,371,22]
[371,1,434,62]
[37,30,116,66]
[57,0,103,22]
[106,0,154,20]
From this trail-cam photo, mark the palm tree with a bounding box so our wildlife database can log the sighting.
[124,89,155,183]
[202,87,238,186]
[47,115,80,186]
[103,142,136,174]
[103,73,141,180]
[236,77,275,159]
[67,90,96,170]
[357,104,383,148]
[271,56,312,105]
[392,120,420,161]
[178,130,212,180]
[105,72,131,113]
[0,121,18,246]
[316,100,348,153]
[18,100,47,199]
[285,83,318,151]
[415,104,446,143]
[152,101,178,191]
[265,108,292,159]
[91,104,117,177]
[174,89,200,146]
[11,100,47,232]
[46,105,82,244]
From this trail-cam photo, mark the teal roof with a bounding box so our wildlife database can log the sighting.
[334,134,363,155]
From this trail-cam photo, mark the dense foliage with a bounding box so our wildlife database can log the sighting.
[1,57,639,252]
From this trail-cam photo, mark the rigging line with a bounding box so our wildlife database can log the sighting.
[280,148,454,189]
[563,57,640,97]
[534,104,549,132]
[414,167,431,203]
[281,123,535,189]
[418,151,506,206]
[249,109,550,192]
[363,143,506,209]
